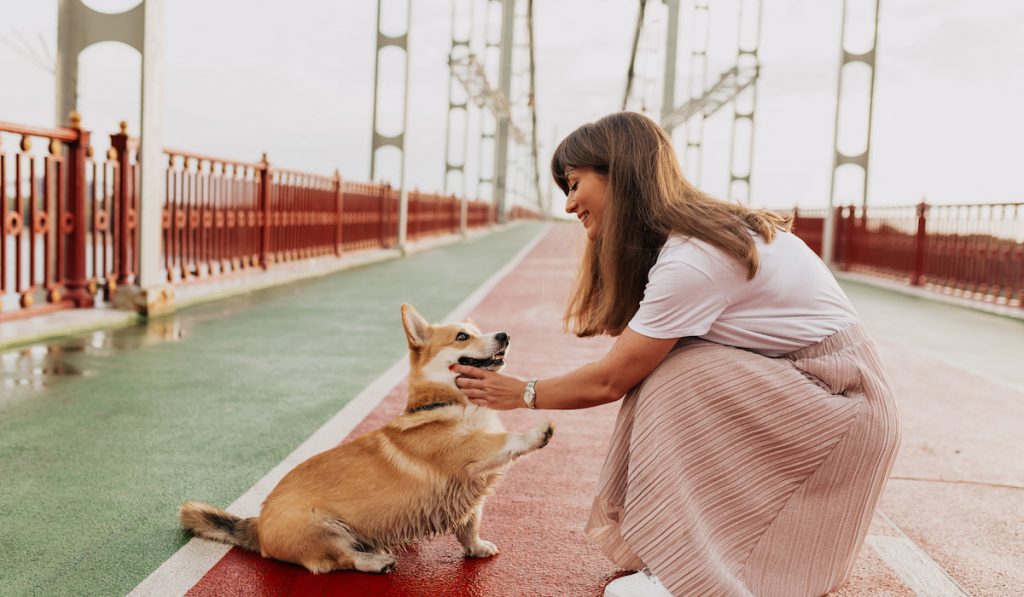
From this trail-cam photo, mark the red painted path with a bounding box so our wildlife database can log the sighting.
[188,228,622,596]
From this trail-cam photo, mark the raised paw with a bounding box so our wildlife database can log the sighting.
[464,539,499,558]
[531,421,555,449]
[355,552,397,574]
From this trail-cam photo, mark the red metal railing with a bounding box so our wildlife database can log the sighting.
[10,116,1016,321]
[3,117,540,320]
[340,181,398,251]
[468,200,496,228]
[918,203,1023,302]
[268,168,341,264]
[163,150,263,282]
[1,118,135,321]
[408,191,460,240]
[508,205,544,222]
[790,207,826,256]
[161,148,508,283]
[789,202,1024,308]
[110,124,140,289]
[86,127,138,300]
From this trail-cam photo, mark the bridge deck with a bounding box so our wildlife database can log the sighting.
[0,223,1020,596]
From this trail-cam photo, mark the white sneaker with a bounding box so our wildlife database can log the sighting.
[604,568,675,597]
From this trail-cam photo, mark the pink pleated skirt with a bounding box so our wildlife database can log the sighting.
[586,324,901,596]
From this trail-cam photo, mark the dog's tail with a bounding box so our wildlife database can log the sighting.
[179,501,260,552]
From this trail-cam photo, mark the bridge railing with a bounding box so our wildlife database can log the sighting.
[160,148,508,284]
[2,118,538,320]
[790,207,827,256]
[341,180,396,251]
[468,199,496,228]
[409,191,454,239]
[163,149,263,283]
[0,118,128,320]
[789,203,1023,308]
[509,205,545,221]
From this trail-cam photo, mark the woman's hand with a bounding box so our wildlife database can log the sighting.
[454,329,676,411]
[452,365,528,410]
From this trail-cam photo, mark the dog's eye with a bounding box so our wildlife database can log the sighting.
[456,332,469,342]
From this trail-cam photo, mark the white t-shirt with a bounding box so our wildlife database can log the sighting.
[627,231,860,356]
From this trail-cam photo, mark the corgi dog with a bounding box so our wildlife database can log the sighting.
[179,304,554,574]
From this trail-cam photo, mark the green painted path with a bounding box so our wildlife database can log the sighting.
[0,223,545,597]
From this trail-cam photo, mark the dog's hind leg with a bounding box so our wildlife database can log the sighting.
[323,548,396,575]
[456,502,499,558]
[303,514,395,573]
[350,550,397,574]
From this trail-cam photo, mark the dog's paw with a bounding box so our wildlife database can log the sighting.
[356,552,397,574]
[464,539,499,558]
[531,421,555,449]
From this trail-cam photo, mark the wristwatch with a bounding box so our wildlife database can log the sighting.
[522,379,539,409]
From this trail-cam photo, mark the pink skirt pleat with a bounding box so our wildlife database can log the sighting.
[586,324,901,597]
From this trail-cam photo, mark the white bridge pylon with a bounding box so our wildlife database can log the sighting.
[445,0,540,221]
[645,0,763,201]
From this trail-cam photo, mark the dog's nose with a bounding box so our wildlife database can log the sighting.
[495,332,508,344]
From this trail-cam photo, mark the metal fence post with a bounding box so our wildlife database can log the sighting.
[378,184,388,248]
[110,121,136,287]
[259,153,271,268]
[832,206,848,269]
[911,201,928,286]
[406,190,414,241]
[334,169,344,256]
[63,112,94,307]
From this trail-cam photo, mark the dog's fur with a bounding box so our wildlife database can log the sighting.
[179,304,554,574]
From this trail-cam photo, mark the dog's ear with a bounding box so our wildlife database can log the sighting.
[401,304,430,349]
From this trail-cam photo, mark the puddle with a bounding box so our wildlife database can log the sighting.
[0,319,188,409]
[0,261,361,410]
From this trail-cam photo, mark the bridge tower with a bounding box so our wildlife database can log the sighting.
[444,0,475,234]
[56,0,167,303]
[727,0,764,205]
[824,0,881,266]
[657,0,762,198]
[447,0,533,223]
[370,0,412,250]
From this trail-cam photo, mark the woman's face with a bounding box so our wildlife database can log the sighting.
[563,167,608,241]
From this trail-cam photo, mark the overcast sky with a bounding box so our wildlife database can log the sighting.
[2,0,1023,212]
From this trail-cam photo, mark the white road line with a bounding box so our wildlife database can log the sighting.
[867,511,969,597]
[128,224,550,597]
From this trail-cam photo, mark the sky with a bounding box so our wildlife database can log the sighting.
[2,0,1023,214]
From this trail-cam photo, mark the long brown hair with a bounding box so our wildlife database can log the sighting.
[552,111,792,337]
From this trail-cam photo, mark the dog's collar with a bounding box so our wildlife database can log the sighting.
[406,401,454,414]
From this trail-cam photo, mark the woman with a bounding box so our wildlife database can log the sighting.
[453,112,901,597]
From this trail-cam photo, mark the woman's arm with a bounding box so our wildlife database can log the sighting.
[453,328,678,410]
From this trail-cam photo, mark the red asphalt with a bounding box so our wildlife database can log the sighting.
[187,227,624,596]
